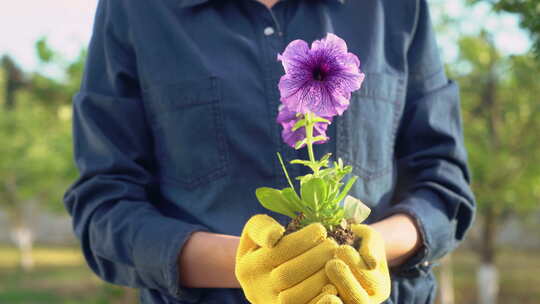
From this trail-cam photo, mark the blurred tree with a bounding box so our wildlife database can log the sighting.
[0,39,82,270]
[449,31,540,304]
[0,55,35,270]
[473,0,540,57]
[1,56,26,110]
[29,37,87,109]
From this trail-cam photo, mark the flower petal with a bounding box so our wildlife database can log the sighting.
[277,34,365,119]
[311,33,348,57]
[337,52,360,71]
[276,104,296,124]
[328,70,365,97]
[277,39,311,74]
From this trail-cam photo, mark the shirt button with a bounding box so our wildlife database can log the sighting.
[264,26,275,36]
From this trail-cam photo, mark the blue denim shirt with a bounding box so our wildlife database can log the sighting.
[63,0,476,303]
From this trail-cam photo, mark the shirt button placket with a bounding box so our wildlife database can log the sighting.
[256,5,293,187]
[264,26,275,36]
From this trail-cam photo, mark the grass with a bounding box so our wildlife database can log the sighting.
[434,247,540,304]
[0,246,83,268]
[0,245,136,304]
[0,245,538,304]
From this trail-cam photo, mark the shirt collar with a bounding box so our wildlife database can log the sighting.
[179,0,345,8]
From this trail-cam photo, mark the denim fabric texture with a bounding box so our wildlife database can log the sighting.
[63,0,476,303]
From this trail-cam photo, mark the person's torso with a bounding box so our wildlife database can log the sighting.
[118,0,434,303]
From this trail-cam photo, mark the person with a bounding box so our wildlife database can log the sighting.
[63,0,476,303]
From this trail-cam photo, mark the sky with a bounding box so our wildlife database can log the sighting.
[431,0,531,61]
[0,0,532,74]
[0,0,98,71]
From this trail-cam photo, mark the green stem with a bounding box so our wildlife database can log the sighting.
[277,152,295,192]
[304,112,319,175]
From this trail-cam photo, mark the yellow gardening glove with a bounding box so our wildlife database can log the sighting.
[308,285,344,304]
[325,224,391,304]
[235,214,343,304]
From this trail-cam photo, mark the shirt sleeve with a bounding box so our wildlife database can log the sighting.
[63,0,208,299]
[382,0,476,276]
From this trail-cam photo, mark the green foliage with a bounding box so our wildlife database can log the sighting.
[28,38,86,109]
[0,38,84,217]
[291,115,329,150]
[473,0,540,58]
[449,33,540,215]
[36,37,55,63]
[257,153,361,230]
[257,111,370,230]
[0,102,76,214]
[256,187,299,218]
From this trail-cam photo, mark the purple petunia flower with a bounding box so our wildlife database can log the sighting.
[277,33,365,117]
[277,105,332,148]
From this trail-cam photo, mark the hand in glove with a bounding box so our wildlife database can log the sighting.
[235,214,342,304]
[325,224,391,304]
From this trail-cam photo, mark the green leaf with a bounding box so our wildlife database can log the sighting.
[291,159,322,173]
[312,135,328,143]
[333,208,346,222]
[36,37,54,63]
[296,174,313,183]
[256,187,297,218]
[281,187,305,213]
[312,117,331,124]
[291,154,331,171]
[291,159,315,166]
[292,118,307,131]
[277,152,296,192]
[295,138,308,150]
[343,165,353,174]
[333,176,358,204]
[318,168,335,178]
[343,195,371,224]
[301,177,328,211]
[320,153,332,165]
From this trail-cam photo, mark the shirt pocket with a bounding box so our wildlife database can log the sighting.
[336,73,403,181]
[143,76,228,188]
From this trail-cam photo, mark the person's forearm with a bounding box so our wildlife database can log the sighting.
[178,231,241,288]
[371,213,423,267]
[178,213,422,288]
